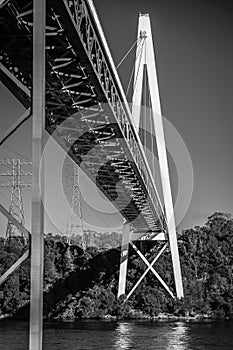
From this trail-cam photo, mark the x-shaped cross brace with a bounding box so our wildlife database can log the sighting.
[126,241,174,299]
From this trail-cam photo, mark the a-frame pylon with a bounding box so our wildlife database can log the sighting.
[134,13,183,299]
[118,14,183,299]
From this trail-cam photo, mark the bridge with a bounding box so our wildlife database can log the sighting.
[0,0,183,349]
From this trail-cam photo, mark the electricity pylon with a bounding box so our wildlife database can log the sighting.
[67,163,86,251]
[0,158,31,246]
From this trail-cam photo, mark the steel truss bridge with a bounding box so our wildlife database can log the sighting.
[0,0,166,233]
[0,0,184,348]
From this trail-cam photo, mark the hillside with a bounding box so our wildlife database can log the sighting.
[1,212,233,320]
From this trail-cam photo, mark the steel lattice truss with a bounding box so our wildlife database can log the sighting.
[0,158,31,242]
[0,0,167,235]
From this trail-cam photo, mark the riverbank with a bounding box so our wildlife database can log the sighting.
[0,313,219,322]
[1,213,233,322]
[102,312,216,322]
[0,306,229,322]
[49,307,226,322]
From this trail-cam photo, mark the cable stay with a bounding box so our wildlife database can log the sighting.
[116,37,141,69]
[115,36,147,98]
[126,37,146,97]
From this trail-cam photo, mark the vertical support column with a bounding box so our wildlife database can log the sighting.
[117,222,130,298]
[29,1,46,349]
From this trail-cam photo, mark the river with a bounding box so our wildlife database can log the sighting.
[0,319,233,349]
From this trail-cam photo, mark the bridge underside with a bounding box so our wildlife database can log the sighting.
[0,0,167,236]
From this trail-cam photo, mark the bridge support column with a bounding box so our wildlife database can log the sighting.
[117,222,130,298]
[29,0,46,349]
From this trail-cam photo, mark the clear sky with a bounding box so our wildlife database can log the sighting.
[0,0,233,236]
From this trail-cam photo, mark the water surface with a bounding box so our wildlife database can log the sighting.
[0,319,233,349]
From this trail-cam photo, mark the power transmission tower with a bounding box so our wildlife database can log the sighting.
[67,163,86,251]
[0,158,31,246]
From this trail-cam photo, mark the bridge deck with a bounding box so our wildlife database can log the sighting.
[0,0,167,235]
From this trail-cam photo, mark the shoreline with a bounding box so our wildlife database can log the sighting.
[0,312,230,322]
[49,312,228,322]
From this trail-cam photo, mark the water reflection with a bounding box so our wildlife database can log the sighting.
[166,322,189,350]
[113,323,133,349]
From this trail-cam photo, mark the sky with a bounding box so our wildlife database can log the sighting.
[0,0,233,236]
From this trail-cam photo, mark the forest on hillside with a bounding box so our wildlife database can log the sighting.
[1,212,233,320]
